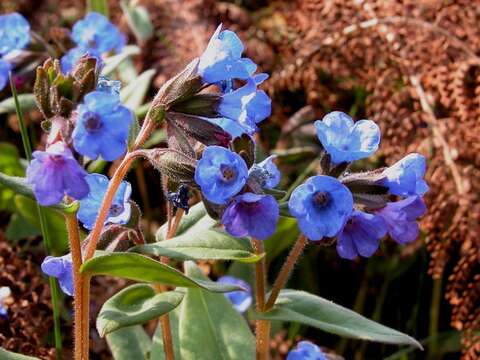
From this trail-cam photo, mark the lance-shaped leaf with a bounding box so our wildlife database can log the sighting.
[0,173,34,200]
[120,0,154,42]
[102,45,141,76]
[0,348,40,360]
[120,69,156,111]
[106,326,151,360]
[178,262,255,360]
[97,284,184,336]
[131,228,262,263]
[0,94,37,115]
[80,252,242,293]
[151,307,181,360]
[256,289,422,349]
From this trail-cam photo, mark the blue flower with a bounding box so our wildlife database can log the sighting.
[71,12,125,54]
[381,153,429,197]
[41,254,74,296]
[206,117,248,138]
[217,276,252,313]
[26,142,89,206]
[198,24,256,84]
[315,111,380,164]
[336,211,387,260]
[194,146,248,204]
[256,155,281,189]
[221,193,279,240]
[289,175,353,241]
[77,173,132,230]
[377,196,427,244]
[61,46,101,73]
[0,13,30,56]
[0,287,11,318]
[287,341,327,360]
[97,75,121,95]
[0,59,12,91]
[73,91,133,161]
[219,78,272,135]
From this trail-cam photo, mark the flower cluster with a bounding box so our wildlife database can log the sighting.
[289,111,428,259]
[0,13,30,90]
[61,12,125,73]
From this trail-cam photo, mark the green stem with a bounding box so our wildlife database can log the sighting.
[10,73,62,356]
[282,159,319,202]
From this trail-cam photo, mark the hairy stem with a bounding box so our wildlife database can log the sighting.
[65,212,84,360]
[265,235,307,310]
[252,239,269,360]
[81,277,91,359]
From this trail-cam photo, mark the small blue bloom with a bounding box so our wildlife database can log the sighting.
[198,24,256,84]
[97,75,121,95]
[78,173,132,230]
[73,91,133,161]
[0,13,30,55]
[377,196,427,244]
[71,12,125,54]
[289,175,353,241]
[0,59,12,91]
[195,146,248,204]
[0,286,11,318]
[61,46,101,73]
[219,78,272,135]
[217,276,252,313]
[256,155,281,189]
[315,111,380,164]
[41,254,74,296]
[206,117,248,138]
[381,153,429,197]
[222,193,279,240]
[336,211,387,260]
[287,341,327,360]
[26,142,89,206]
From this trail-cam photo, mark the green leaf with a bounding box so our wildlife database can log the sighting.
[81,252,242,293]
[97,284,184,336]
[257,290,422,349]
[178,262,255,360]
[150,307,181,360]
[0,94,36,114]
[156,202,215,241]
[87,0,109,17]
[120,0,154,42]
[102,46,141,76]
[6,213,40,242]
[0,143,25,211]
[106,326,151,360]
[128,114,140,151]
[14,195,69,255]
[264,216,299,261]
[120,69,156,111]
[0,348,40,359]
[131,229,262,263]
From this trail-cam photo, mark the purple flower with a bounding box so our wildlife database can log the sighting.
[41,254,74,296]
[26,142,89,206]
[381,153,429,197]
[217,276,252,313]
[77,173,132,230]
[0,59,12,91]
[377,196,427,244]
[336,211,387,260]
[287,341,327,360]
[289,175,353,241]
[315,111,380,164]
[221,193,279,240]
[198,24,256,84]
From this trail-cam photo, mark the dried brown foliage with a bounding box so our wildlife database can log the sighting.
[0,240,55,359]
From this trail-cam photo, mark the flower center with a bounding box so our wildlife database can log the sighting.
[109,203,124,217]
[49,154,65,164]
[312,191,330,208]
[220,164,237,183]
[83,112,102,133]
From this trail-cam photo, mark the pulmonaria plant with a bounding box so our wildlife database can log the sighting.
[288,110,429,259]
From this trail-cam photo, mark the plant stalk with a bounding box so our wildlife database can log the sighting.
[252,239,269,360]
[265,235,307,310]
[10,73,63,357]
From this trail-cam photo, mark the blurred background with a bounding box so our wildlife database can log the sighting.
[0,0,478,359]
